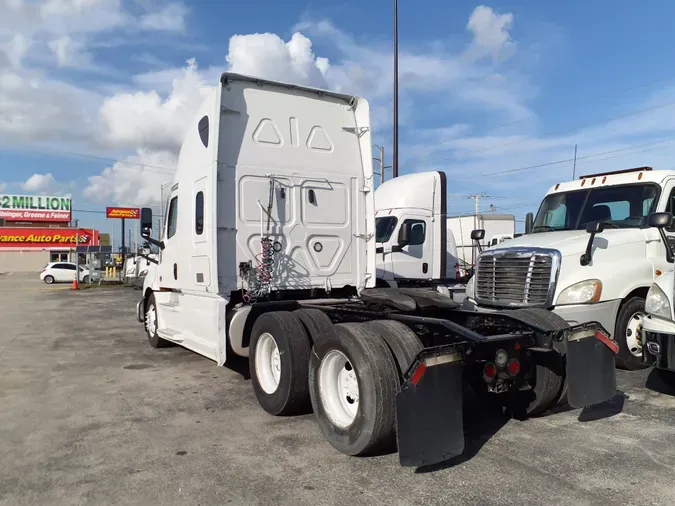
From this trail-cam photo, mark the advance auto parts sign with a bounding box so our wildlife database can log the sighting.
[106,207,140,219]
[0,228,99,248]
[0,195,72,222]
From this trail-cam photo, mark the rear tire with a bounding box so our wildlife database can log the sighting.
[309,323,399,456]
[249,311,312,416]
[294,308,333,345]
[362,320,423,378]
[44,275,54,284]
[615,297,649,370]
[513,350,565,417]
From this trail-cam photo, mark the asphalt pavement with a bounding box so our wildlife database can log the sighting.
[1,275,674,506]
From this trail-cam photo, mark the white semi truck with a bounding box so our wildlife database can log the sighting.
[374,171,462,283]
[640,212,675,387]
[134,73,619,467]
[448,213,515,265]
[465,166,675,371]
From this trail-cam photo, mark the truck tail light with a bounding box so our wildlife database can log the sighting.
[507,358,520,376]
[483,362,497,382]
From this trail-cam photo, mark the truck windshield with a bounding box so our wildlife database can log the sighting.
[532,183,660,232]
[375,216,397,242]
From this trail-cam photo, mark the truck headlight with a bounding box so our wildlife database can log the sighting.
[645,283,672,319]
[557,279,602,305]
[466,275,475,299]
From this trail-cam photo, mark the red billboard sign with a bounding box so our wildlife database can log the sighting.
[0,228,99,248]
[106,207,140,219]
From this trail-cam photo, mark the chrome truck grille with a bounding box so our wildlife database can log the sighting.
[475,248,561,308]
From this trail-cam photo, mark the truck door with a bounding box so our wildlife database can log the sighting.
[158,190,181,291]
[657,180,675,270]
[391,216,434,280]
[190,176,211,292]
[375,214,397,281]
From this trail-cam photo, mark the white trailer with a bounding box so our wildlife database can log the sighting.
[448,214,515,266]
[134,73,619,467]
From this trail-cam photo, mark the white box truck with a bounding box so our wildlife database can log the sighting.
[448,214,515,266]
[466,166,675,371]
[134,73,619,467]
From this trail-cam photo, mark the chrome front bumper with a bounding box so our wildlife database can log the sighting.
[643,315,675,371]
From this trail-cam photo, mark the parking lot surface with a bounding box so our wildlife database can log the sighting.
[1,275,675,506]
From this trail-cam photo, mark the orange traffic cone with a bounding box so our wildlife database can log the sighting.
[72,278,79,290]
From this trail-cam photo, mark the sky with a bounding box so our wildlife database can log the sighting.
[3,0,675,238]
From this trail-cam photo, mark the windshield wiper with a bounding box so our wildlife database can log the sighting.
[532,225,556,232]
[601,222,620,229]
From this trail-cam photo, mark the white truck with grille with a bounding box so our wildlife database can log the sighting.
[465,166,675,370]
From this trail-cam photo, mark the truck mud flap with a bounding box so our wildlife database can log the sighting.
[565,323,618,408]
[396,347,465,468]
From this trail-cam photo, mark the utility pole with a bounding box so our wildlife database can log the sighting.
[121,217,125,279]
[572,144,578,179]
[392,0,399,178]
[373,145,392,185]
[468,192,489,265]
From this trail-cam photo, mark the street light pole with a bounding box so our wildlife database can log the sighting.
[393,0,399,178]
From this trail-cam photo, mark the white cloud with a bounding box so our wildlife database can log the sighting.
[21,172,74,195]
[466,5,516,62]
[226,32,329,88]
[84,149,176,206]
[22,173,57,193]
[0,182,6,193]
[0,70,100,143]
[139,3,188,32]
[1,34,31,69]
[98,58,213,152]
[48,35,90,67]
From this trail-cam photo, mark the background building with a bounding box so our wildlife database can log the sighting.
[0,194,99,272]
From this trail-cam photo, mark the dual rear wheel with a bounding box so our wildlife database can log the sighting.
[248,310,422,455]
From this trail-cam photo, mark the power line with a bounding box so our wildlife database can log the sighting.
[423,99,675,166]
[411,71,675,157]
[454,138,675,181]
[9,144,177,174]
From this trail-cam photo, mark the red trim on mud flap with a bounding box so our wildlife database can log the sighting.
[410,363,427,386]
[594,330,619,355]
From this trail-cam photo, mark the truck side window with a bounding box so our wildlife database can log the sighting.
[405,219,426,245]
[195,191,204,235]
[167,196,179,239]
[665,188,675,232]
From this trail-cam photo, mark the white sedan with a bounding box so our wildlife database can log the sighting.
[40,262,90,284]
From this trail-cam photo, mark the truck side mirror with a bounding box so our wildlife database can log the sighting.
[471,229,485,254]
[140,207,153,238]
[648,212,674,263]
[398,222,411,247]
[140,207,165,251]
[580,221,605,266]
[470,229,485,241]
[525,212,534,234]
